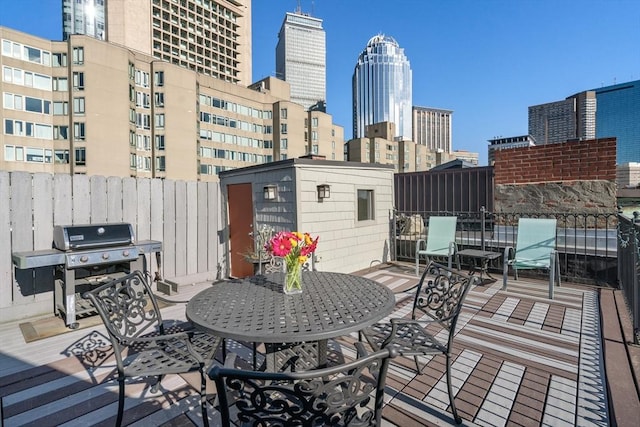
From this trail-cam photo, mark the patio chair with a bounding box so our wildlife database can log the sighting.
[415,215,460,276]
[360,262,479,424]
[83,270,222,427]
[208,344,396,426]
[502,218,561,295]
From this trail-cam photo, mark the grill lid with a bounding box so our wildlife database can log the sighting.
[53,223,135,251]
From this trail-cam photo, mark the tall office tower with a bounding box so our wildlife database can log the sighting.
[352,34,412,140]
[528,91,596,145]
[276,10,326,110]
[61,0,252,85]
[412,106,452,153]
[62,0,106,40]
[593,80,640,165]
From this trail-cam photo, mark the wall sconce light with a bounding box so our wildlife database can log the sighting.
[263,185,277,201]
[317,184,330,200]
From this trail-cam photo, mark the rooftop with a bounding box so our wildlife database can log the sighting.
[1,262,638,426]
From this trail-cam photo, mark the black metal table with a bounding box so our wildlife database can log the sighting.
[186,271,395,371]
[457,249,502,282]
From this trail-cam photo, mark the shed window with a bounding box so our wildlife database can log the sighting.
[357,189,374,221]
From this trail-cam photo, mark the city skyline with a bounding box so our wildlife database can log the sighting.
[1,0,639,165]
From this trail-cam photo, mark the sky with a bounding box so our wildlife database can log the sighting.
[1,0,639,166]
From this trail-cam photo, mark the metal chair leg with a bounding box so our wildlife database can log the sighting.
[446,353,462,424]
[200,370,210,427]
[116,378,125,427]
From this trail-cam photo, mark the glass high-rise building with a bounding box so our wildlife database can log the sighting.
[63,0,106,40]
[276,11,326,110]
[61,0,251,85]
[592,80,640,165]
[352,34,412,140]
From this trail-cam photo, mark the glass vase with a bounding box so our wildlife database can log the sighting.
[284,262,303,294]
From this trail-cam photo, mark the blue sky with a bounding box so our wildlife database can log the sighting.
[2,0,639,165]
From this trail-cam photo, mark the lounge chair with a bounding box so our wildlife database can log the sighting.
[415,215,459,275]
[503,218,561,297]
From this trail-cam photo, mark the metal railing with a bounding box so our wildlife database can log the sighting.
[617,212,640,344]
[392,208,619,286]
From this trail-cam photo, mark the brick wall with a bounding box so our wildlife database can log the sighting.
[494,138,616,184]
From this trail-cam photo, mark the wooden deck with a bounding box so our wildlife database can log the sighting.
[0,262,634,426]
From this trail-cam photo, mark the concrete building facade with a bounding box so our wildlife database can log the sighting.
[412,106,452,153]
[62,0,252,85]
[0,28,343,180]
[276,11,326,111]
[528,91,596,145]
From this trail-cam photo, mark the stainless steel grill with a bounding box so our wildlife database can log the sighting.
[12,223,162,329]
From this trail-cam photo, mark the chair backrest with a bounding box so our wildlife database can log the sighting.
[514,218,557,268]
[263,255,315,274]
[83,271,164,351]
[412,262,478,341]
[425,216,458,255]
[209,347,396,426]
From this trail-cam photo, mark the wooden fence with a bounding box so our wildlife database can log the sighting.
[0,171,224,323]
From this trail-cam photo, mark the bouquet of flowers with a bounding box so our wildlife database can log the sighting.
[265,231,319,293]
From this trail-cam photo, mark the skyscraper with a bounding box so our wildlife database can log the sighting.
[412,106,452,153]
[61,0,252,85]
[593,80,640,165]
[528,91,596,145]
[276,10,326,110]
[62,0,106,40]
[352,34,412,140]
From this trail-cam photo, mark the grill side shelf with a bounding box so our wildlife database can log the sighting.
[12,250,66,269]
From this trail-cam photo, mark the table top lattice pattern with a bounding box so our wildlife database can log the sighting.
[186,272,395,343]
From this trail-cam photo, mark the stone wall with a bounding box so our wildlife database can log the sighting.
[493,137,617,216]
[495,180,617,214]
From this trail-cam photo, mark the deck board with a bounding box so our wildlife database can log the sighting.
[0,262,622,426]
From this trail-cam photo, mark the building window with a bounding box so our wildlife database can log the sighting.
[357,189,375,221]
[155,134,165,150]
[154,71,164,86]
[54,125,68,140]
[154,113,165,128]
[73,97,85,114]
[280,123,287,134]
[312,131,318,141]
[281,138,288,149]
[53,77,68,91]
[312,144,319,154]
[54,149,69,163]
[312,117,318,127]
[156,156,165,171]
[72,47,84,65]
[75,147,86,166]
[52,52,67,67]
[73,122,85,140]
[72,72,84,90]
[154,92,164,107]
[280,108,287,119]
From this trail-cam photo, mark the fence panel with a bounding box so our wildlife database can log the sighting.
[1,172,224,323]
[617,213,640,344]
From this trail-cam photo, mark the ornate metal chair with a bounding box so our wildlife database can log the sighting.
[208,344,396,426]
[360,262,479,424]
[83,270,222,427]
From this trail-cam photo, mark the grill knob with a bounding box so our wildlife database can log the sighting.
[123,250,130,257]
[80,255,88,263]
[102,253,110,260]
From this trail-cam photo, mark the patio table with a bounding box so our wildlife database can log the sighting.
[185,271,395,371]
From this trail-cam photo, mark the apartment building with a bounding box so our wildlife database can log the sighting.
[63,0,252,85]
[0,27,343,180]
[528,90,596,145]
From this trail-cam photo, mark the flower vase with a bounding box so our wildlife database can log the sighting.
[284,262,303,295]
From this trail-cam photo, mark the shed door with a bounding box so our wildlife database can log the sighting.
[228,183,254,278]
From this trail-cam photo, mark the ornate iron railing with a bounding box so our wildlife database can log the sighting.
[617,212,640,344]
[392,208,619,286]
